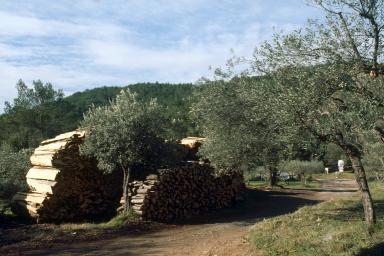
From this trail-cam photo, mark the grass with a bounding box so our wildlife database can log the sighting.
[313,172,356,180]
[247,180,321,190]
[249,182,384,256]
[0,198,12,215]
[55,210,141,231]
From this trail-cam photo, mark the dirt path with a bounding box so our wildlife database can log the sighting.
[24,179,358,256]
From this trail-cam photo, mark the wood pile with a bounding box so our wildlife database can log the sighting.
[125,162,245,221]
[179,137,206,161]
[11,130,121,223]
[180,137,206,149]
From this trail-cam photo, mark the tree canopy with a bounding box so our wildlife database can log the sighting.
[4,79,64,114]
[192,76,302,186]
[0,82,196,150]
[80,89,181,213]
[249,0,384,226]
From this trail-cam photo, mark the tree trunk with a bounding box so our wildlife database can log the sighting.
[349,155,376,226]
[269,167,277,187]
[122,167,131,214]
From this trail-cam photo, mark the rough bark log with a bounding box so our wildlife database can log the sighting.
[349,155,376,226]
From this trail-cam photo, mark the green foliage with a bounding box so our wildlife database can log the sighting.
[279,160,324,177]
[80,89,179,174]
[0,82,196,150]
[363,142,384,181]
[322,143,348,168]
[244,166,268,182]
[129,83,197,139]
[251,0,384,159]
[4,79,64,114]
[244,0,383,224]
[0,144,32,198]
[192,77,297,173]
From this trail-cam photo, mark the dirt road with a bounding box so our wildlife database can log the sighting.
[24,179,358,256]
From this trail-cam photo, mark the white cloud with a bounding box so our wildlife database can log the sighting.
[0,0,323,110]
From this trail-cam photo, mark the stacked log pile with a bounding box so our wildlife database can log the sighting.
[11,130,121,223]
[126,162,245,221]
[179,137,206,161]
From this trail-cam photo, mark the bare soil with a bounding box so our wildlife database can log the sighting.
[1,179,358,256]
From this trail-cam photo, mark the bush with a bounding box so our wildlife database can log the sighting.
[0,144,32,198]
[279,160,323,184]
[362,143,384,182]
[244,166,267,182]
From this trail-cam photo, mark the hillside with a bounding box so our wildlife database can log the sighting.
[0,83,196,150]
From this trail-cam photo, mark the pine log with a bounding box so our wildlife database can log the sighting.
[26,167,60,181]
[26,178,56,194]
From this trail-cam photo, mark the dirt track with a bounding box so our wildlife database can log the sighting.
[23,179,358,256]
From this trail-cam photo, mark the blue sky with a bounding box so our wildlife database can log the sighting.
[0,0,323,106]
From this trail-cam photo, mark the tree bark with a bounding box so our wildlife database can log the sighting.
[349,154,376,226]
[268,166,278,187]
[122,167,131,214]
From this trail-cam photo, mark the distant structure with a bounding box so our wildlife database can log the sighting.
[338,159,344,172]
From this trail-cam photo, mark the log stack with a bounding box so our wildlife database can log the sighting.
[11,130,121,223]
[125,162,245,221]
[179,137,206,161]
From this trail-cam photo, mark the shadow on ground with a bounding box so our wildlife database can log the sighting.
[357,242,384,256]
[177,188,320,225]
[3,186,358,256]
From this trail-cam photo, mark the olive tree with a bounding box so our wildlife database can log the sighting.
[80,89,172,214]
[192,77,297,187]
[250,0,384,226]
[362,141,384,181]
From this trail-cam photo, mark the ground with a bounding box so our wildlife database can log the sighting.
[1,178,358,256]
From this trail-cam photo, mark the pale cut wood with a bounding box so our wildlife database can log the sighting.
[35,141,68,152]
[26,167,60,181]
[136,188,149,194]
[27,178,57,194]
[12,128,120,223]
[30,155,54,167]
[180,137,206,148]
[13,192,47,204]
[131,198,145,204]
[131,194,145,199]
[33,150,58,156]
[132,205,143,210]
[25,204,39,214]
[40,130,86,145]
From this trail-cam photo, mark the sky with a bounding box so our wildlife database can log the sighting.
[0,0,323,107]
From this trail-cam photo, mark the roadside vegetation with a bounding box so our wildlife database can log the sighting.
[249,182,384,256]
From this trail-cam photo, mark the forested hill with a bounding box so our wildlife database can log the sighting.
[0,82,196,150]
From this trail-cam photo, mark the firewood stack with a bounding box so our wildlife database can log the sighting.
[11,130,121,223]
[125,162,245,221]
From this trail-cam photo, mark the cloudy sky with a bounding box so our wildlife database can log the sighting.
[0,0,322,106]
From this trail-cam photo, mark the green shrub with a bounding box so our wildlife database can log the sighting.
[279,160,323,184]
[0,144,32,198]
[362,143,384,182]
[244,166,267,182]
[322,143,348,168]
